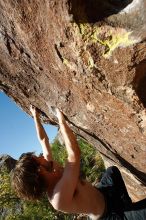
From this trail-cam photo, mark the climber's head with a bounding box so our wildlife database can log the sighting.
[11,152,53,201]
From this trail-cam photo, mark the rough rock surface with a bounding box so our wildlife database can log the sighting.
[0,154,16,172]
[0,0,146,201]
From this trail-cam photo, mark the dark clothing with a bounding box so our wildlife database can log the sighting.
[96,166,146,220]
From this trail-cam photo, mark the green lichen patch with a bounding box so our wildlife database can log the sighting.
[101,31,135,58]
[79,23,90,35]
[63,58,69,66]
[89,28,135,58]
[76,22,136,58]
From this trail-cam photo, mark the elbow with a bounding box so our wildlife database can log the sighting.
[52,198,69,212]
[51,201,59,211]
[52,202,63,211]
[51,193,71,212]
[43,154,51,161]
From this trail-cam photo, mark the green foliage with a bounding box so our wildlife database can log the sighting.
[78,138,105,183]
[0,138,105,219]
[0,168,21,218]
[51,139,67,166]
[51,138,105,182]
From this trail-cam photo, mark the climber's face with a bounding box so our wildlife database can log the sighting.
[34,156,53,172]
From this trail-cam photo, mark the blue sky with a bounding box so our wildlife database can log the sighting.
[0,92,58,160]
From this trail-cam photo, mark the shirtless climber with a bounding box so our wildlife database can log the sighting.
[11,106,146,220]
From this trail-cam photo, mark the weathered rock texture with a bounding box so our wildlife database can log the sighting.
[0,0,146,201]
[0,155,16,172]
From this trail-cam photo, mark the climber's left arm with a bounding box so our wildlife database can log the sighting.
[51,109,81,211]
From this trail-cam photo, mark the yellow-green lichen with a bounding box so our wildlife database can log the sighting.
[76,21,136,58]
[103,31,135,58]
[88,28,135,57]
[63,58,69,66]
[90,27,102,43]
[79,23,91,36]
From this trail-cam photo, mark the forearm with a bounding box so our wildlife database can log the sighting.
[34,116,48,141]
[34,115,52,160]
[59,119,80,161]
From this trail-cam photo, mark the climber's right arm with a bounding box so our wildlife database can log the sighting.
[30,105,53,161]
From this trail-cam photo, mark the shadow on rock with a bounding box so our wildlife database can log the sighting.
[69,0,146,40]
[69,0,133,23]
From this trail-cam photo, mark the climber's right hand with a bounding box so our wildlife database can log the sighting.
[30,105,39,118]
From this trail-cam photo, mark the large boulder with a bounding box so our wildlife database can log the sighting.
[0,154,16,172]
[0,0,146,201]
